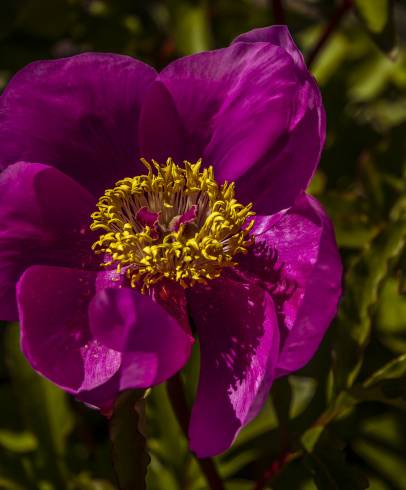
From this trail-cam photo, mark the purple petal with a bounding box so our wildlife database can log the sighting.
[89,286,194,388]
[0,53,157,196]
[169,204,198,232]
[232,25,307,71]
[139,81,189,163]
[136,207,160,229]
[0,162,96,321]
[239,193,342,376]
[75,373,120,413]
[141,28,324,213]
[17,265,121,393]
[186,278,279,457]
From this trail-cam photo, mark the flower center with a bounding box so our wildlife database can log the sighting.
[90,158,255,290]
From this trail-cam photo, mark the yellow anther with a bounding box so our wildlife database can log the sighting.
[90,158,255,291]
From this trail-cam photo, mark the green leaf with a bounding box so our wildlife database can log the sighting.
[354,0,397,56]
[364,352,406,385]
[289,376,317,419]
[311,33,351,85]
[5,323,73,489]
[353,411,406,489]
[169,1,212,55]
[0,430,37,453]
[333,218,406,393]
[218,449,261,479]
[0,453,35,490]
[72,474,117,490]
[109,390,150,490]
[320,192,378,249]
[146,455,178,490]
[147,384,200,487]
[303,430,369,490]
[147,384,188,469]
[301,354,406,455]
[0,476,25,490]
[349,353,406,408]
[398,247,406,294]
[376,279,406,353]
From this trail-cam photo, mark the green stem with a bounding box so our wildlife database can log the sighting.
[307,0,354,69]
[252,451,301,490]
[270,0,286,24]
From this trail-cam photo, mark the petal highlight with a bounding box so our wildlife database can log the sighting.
[187,278,279,457]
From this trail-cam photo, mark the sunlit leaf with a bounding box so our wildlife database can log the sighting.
[0,430,37,453]
[146,455,178,490]
[312,33,350,85]
[169,1,212,55]
[289,377,317,419]
[354,0,397,56]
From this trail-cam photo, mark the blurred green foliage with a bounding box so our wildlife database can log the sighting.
[1,0,406,488]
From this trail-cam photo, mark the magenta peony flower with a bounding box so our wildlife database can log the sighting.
[0,26,342,457]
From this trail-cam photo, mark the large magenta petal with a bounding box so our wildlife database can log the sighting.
[0,162,96,321]
[186,278,279,457]
[89,287,194,388]
[140,26,324,213]
[238,193,342,377]
[17,266,122,394]
[0,53,157,196]
[231,25,324,212]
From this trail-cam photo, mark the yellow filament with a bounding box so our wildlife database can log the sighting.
[91,158,255,290]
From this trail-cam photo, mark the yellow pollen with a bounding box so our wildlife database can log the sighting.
[90,158,255,290]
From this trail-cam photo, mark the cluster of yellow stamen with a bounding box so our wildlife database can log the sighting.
[90,158,255,290]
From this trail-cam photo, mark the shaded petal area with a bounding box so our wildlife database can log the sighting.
[75,373,120,413]
[17,266,121,394]
[238,194,342,377]
[186,278,279,457]
[89,287,194,389]
[0,53,157,196]
[139,81,189,164]
[0,162,96,321]
[141,27,324,213]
